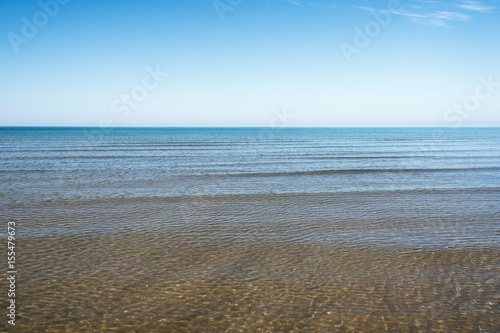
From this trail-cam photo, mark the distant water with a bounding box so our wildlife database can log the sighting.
[1,127,499,332]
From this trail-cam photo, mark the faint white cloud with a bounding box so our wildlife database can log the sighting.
[456,0,495,12]
[354,0,496,28]
[287,0,305,7]
[283,0,338,9]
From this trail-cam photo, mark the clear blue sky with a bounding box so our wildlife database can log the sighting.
[1,0,499,126]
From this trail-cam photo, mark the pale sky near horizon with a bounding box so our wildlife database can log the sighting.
[1,0,499,127]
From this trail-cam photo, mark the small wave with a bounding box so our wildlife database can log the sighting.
[226,167,500,177]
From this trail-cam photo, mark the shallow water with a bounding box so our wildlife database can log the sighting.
[1,127,499,332]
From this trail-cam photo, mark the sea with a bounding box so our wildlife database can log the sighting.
[1,127,499,332]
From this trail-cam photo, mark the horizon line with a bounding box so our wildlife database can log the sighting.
[1,125,499,129]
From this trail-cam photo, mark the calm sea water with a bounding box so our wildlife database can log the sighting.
[1,127,499,332]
